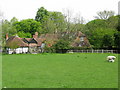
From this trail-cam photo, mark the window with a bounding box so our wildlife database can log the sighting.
[80,37,84,41]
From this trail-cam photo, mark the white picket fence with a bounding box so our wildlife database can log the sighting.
[67,49,118,53]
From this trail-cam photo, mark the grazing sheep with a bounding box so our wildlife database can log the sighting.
[107,56,116,62]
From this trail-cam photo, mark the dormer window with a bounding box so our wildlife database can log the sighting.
[80,37,84,41]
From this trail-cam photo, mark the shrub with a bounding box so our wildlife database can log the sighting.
[54,39,70,53]
[69,46,92,50]
[44,39,70,53]
[44,45,56,53]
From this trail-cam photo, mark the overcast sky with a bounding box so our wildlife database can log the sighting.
[0,0,119,22]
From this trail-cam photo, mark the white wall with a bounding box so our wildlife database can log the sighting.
[15,48,22,54]
[22,47,28,53]
[7,47,29,54]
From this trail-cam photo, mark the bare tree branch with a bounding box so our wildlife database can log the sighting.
[94,10,115,20]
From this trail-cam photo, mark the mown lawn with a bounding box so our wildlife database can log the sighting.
[2,53,118,88]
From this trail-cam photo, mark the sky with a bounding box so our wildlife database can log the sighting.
[0,0,119,22]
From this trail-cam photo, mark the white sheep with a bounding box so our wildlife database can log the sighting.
[107,56,116,62]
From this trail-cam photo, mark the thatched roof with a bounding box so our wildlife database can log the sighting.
[6,36,28,47]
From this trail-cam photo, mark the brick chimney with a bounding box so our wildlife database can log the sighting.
[33,32,38,39]
[6,33,9,40]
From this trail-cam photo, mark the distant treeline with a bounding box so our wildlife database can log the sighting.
[0,7,120,49]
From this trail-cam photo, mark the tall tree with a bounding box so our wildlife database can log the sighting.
[35,7,49,23]
[94,10,115,20]
[49,11,66,33]
[35,7,55,33]
[85,18,117,49]
[1,18,18,46]
[35,7,66,34]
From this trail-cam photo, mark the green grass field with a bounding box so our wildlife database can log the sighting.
[2,53,118,88]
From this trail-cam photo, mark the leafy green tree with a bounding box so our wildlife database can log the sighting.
[85,19,107,31]
[35,7,66,34]
[114,15,120,49]
[85,19,107,46]
[102,34,114,49]
[85,17,118,49]
[117,15,120,31]
[2,19,17,46]
[87,28,116,48]
[35,7,53,33]
[14,19,42,35]
[35,7,49,23]
[107,15,119,29]
[17,31,32,38]
[114,32,120,49]
[2,19,17,35]
[54,39,70,53]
